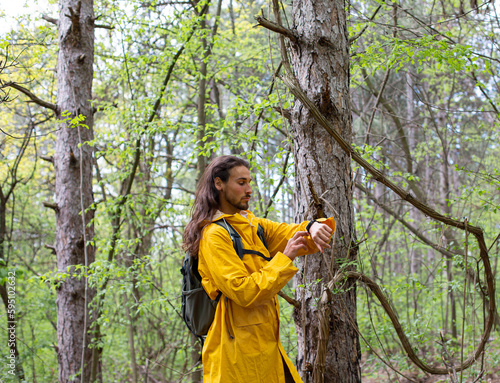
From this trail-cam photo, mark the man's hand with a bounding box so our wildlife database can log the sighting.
[309,222,333,253]
[283,231,308,261]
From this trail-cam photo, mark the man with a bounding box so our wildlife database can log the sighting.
[183,155,335,383]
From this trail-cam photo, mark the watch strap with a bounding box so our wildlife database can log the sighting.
[306,219,317,234]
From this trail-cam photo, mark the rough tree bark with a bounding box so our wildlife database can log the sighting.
[288,1,362,382]
[54,0,96,381]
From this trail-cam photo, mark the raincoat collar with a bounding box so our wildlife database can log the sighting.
[211,209,254,225]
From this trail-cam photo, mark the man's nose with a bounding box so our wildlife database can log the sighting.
[246,184,252,194]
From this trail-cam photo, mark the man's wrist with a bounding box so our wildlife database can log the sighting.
[306,220,317,234]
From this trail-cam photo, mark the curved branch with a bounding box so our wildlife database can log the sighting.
[280,58,495,377]
[271,1,495,376]
[281,72,485,235]
[356,181,500,327]
[327,271,490,374]
[3,82,57,112]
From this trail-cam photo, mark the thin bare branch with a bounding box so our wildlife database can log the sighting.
[364,67,390,146]
[250,61,283,152]
[277,291,300,308]
[3,82,57,112]
[254,15,297,43]
[471,71,500,117]
[40,155,54,163]
[349,5,382,44]
[95,24,114,30]
[263,150,290,218]
[42,14,58,25]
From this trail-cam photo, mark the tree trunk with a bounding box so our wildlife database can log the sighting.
[289,1,361,382]
[55,0,96,381]
[196,14,208,179]
[194,11,210,382]
[406,71,421,276]
[0,193,26,381]
[124,293,138,383]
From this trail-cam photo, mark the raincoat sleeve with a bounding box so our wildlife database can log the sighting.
[258,217,336,258]
[199,225,298,307]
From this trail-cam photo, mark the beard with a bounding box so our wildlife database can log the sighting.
[226,194,250,211]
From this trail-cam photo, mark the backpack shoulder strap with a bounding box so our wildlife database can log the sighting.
[241,249,272,261]
[241,224,271,261]
[212,220,271,262]
[213,220,244,260]
[256,224,268,249]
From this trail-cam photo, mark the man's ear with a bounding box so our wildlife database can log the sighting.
[214,177,224,191]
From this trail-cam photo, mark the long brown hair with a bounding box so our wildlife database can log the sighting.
[183,155,250,257]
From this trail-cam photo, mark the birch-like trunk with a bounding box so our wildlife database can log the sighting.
[55,0,96,381]
[289,1,361,381]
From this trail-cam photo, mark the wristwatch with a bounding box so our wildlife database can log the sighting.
[306,219,317,234]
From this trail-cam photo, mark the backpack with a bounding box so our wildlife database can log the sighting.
[180,219,269,339]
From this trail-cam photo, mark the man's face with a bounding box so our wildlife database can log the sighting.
[215,165,252,214]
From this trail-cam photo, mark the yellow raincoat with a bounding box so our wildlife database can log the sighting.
[198,210,335,383]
